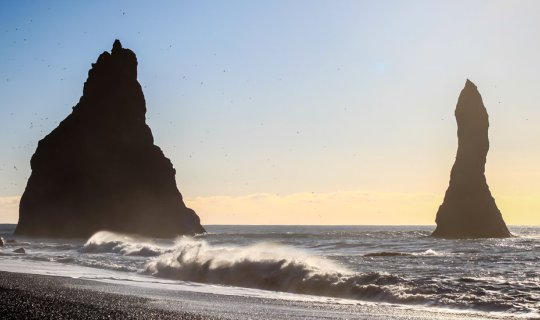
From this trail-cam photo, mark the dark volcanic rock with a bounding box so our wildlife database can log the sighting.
[15,40,205,238]
[13,247,25,254]
[432,80,510,238]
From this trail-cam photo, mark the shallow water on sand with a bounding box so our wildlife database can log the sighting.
[0,224,538,318]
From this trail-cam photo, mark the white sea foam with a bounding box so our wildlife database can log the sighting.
[143,237,414,303]
[75,231,535,310]
[5,225,535,315]
[413,249,442,256]
[81,231,166,257]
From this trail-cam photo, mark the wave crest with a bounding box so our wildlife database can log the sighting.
[144,237,412,302]
[70,231,534,312]
[81,231,165,257]
[364,249,443,257]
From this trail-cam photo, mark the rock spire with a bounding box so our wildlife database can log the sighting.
[432,80,510,238]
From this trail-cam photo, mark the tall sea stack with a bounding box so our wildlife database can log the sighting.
[15,40,205,238]
[432,80,510,238]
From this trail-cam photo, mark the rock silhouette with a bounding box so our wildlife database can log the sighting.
[432,80,510,238]
[15,40,205,238]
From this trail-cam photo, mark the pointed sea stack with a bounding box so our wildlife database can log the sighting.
[15,40,205,238]
[432,80,510,238]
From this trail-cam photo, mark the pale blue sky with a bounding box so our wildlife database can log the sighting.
[1,1,540,224]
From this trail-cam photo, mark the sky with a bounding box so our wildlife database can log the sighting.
[1,0,540,225]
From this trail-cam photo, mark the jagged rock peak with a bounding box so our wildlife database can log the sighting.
[79,40,142,122]
[87,39,137,85]
[112,39,122,52]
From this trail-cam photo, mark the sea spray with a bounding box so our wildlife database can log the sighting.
[81,231,166,257]
[144,237,412,302]
[63,227,539,314]
[1,225,539,317]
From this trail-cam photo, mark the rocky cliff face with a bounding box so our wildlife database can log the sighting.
[15,40,205,238]
[432,80,510,238]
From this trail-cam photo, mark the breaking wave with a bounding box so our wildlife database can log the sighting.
[143,237,422,304]
[81,231,166,257]
[73,230,538,314]
[142,237,537,312]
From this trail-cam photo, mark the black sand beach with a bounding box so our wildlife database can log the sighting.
[0,271,219,320]
[0,268,516,320]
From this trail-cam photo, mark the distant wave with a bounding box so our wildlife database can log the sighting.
[81,231,166,257]
[364,249,442,257]
[364,251,412,257]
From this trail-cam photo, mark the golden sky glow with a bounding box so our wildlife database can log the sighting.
[1,188,538,225]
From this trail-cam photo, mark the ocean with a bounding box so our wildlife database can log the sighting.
[0,224,538,319]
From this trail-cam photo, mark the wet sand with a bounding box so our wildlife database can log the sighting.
[0,270,516,320]
[0,271,219,320]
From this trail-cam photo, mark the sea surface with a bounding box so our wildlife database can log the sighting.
[0,224,538,318]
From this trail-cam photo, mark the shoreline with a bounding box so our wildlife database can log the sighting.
[0,269,518,320]
[0,271,220,320]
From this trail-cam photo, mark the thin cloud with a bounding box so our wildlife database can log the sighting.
[186,190,442,225]
[0,196,20,206]
[0,196,21,223]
